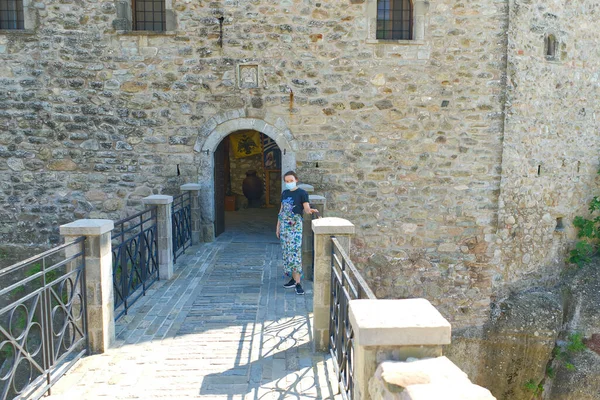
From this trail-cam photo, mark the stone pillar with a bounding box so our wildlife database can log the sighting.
[302,194,326,281]
[349,298,452,400]
[60,219,115,354]
[180,183,202,244]
[142,195,174,280]
[311,217,355,352]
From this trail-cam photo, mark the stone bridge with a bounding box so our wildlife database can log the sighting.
[45,204,493,400]
[49,207,341,399]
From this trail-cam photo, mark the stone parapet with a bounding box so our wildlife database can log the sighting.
[350,298,452,400]
[302,194,326,281]
[350,299,451,347]
[298,183,314,192]
[60,219,115,354]
[369,357,496,400]
[143,195,174,280]
[181,184,202,244]
[311,217,355,352]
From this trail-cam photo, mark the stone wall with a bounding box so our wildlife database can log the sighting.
[493,0,600,295]
[0,0,598,330]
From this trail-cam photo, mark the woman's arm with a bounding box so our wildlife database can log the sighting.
[302,202,318,215]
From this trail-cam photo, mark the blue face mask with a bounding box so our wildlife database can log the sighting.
[285,182,297,190]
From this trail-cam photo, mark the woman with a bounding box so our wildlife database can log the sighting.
[276,171,318,295]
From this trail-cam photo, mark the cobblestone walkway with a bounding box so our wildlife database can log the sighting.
[49,217,340,399]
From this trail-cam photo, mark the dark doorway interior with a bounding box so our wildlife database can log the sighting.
[213,131,282,238]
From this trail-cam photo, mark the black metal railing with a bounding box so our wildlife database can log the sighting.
[329,237,376,400]
[0,237,88,400]
[172,192,192,263]
[112,208,159,320]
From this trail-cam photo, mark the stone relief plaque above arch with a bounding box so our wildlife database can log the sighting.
[237,64,260,89]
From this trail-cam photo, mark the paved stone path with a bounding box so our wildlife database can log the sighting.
[49,212,340,399]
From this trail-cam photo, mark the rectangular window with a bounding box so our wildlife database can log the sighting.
[133,0,165,32]
[376,0,413,40]
[0,0,24,30]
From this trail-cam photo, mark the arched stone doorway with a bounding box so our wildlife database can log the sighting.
[193,112,297,242]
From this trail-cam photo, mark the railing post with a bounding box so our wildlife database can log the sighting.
[142,195,174,280]
[349,298,452,400]
[302,194,326,281]
[60,219,115,354]
[311,217,355,352]
[181,183,202,244]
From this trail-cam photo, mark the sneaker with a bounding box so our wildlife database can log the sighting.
[295,283,305,295]
[283,278,296,289]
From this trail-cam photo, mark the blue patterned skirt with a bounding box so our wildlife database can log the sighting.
[279,213,303,277]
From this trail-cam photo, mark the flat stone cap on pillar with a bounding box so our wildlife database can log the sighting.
[181,183,201,191]
[350,298,451,346]
[298,183,314,192]
[60,219,114,236]
[312,217,355,235]
[143,195,174,205]
[309,194,326,204]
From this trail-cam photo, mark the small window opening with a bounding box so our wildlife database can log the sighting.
[441,100,450,108]
[0,0,24,29]
[537,165,541,176]
[545,34,557,59]
[376,0,413,40]
[577,161,581,173]
[555,217,564,232]
[133,0,166,31]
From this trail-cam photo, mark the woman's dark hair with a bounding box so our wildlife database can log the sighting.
[284,170,298,180]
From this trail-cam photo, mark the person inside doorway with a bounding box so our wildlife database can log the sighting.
[276,171,318,295]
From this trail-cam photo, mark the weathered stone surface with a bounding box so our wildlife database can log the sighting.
[121,81,148,93]
[102,199,123,212]
[47,159,78,171]
[369,358,496,400]
[446,291,562,400]
[545,264,600,400]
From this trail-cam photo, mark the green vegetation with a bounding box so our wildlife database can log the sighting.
[24,262,60,286]
[550,332,587,375]
[566,332,586,352]
[569,170,600,266]
[524,379,544,397]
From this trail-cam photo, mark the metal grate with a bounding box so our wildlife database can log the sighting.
[376,0,413,40]
[0,0,24,30]
[112,207,159,320]
[132,0,165,32]
[0,237,88,399]
[172,191,192,264]
[329,237,376,399]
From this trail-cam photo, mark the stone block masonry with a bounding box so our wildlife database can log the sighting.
[0,0,599,336]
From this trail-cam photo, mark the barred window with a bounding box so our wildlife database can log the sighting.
[377,0,413,40]
[0,0,24,30]
[133,0,165,32]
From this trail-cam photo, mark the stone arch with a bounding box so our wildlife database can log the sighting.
[193,110,297,241]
